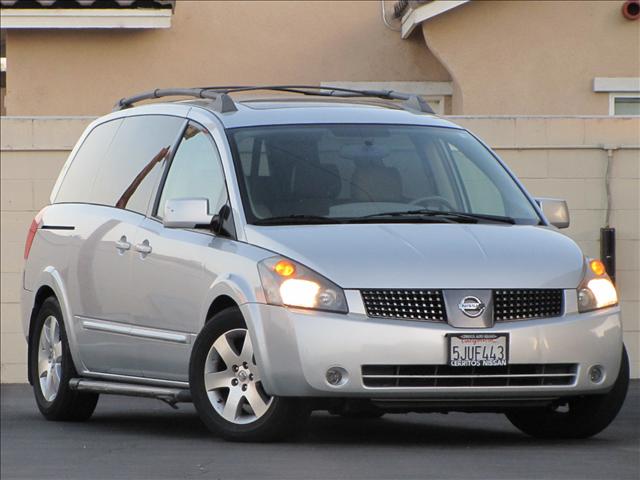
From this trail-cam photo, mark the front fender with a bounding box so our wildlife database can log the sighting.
[198,273,276,385]
[200,273,265,320]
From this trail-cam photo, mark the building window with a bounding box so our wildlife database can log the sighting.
[611,94,640,116]
[593,78,640,116]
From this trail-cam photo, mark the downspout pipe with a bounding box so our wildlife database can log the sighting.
[601,146,617,283]
[489,143,633,281]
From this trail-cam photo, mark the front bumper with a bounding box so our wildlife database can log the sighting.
[242,290,623,399]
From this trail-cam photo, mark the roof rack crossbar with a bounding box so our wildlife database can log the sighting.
[199,85,435,114]
[199,84,387,96]
[113,88,237,113]
[113,85,435,115]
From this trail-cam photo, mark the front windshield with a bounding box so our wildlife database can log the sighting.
[227,124,541,225]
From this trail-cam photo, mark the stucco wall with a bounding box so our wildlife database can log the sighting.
[3,0,450,116]
[1,115,638,382]
[4,1,638,116]
[422,1,640,114]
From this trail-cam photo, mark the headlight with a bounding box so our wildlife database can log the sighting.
[577,258,618,312]
[257,257,348,313]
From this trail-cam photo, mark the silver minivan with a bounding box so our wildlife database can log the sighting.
[21,86,628,441]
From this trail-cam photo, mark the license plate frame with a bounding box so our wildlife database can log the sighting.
[447,333,509,367]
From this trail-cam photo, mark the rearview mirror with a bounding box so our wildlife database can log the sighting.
[163,198,213,229]
[535,197,570,229]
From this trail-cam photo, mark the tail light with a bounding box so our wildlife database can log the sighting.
[24,210,44,260]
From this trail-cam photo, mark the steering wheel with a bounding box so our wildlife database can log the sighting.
[410,196,455,212]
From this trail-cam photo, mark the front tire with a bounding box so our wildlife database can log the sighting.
[189,307,309,441]
[29,297,99,421]
[506,346,630,439]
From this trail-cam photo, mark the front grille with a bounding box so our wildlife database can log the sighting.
[361,289,564,322]
[361,289,446,322]
[493,289,563,321]
[361,364,578,388]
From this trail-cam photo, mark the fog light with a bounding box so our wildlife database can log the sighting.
[326,367,347,386]
[589,365,604,383]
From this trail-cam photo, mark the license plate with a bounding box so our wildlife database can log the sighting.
[448,333,508,367]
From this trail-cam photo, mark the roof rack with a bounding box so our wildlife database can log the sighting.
[113,85,435,114]
[113,88,238,113]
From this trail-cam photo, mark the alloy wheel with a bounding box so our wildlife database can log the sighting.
[204,328,273,424]
[37,315,63,402]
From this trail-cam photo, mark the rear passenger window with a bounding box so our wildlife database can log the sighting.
[156,123,228,218]
[55,119,122,204]
[91,115,185,214]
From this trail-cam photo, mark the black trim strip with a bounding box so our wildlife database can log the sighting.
[40,225,75,231]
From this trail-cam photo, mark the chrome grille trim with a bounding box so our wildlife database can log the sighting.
[361,364,578,388]
[361,289,446,322]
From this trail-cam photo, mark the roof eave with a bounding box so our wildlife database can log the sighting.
[401,0,470,39]
[0,8,172,29]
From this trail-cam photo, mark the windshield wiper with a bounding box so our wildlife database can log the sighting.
[254,211,516,226]
[449,211,516,224]
[360,209,516,225]
[253,214,344,225]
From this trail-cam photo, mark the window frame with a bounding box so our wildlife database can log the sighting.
[151,120,233,225]
[140,117,190,218]
[226,123,545,226]
[609,92,640,116]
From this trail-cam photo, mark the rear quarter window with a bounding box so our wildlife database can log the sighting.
[55,119,123,204]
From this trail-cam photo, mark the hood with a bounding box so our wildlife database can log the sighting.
[244,223,585,289]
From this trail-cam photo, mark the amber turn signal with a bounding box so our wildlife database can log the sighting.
[590,259,606,276]
[274,260,296,277]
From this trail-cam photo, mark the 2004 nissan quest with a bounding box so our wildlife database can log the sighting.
[21,86,629,442]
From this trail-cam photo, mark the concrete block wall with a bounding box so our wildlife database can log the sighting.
[1,118,90,382]
[1,116,639,382]
[452,116,639,378]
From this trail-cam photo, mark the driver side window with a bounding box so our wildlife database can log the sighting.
[157,123,228,219]
[447,144,506,216]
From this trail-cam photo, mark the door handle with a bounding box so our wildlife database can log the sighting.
[115,236,131,253]
[135,240,152,256]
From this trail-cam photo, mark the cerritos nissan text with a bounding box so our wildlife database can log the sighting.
[21,86,628,441]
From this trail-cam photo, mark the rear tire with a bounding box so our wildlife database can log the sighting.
[506,346,629,439]
[189,307,309,442]
[29,297,99,421]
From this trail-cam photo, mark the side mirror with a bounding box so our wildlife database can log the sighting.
[163,198,213,229]
[535,197,570,229]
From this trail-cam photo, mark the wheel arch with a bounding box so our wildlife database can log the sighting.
[205,295,240,323]
[27,267,85,383]
[198,275,286,396]
[27,285,56,385]
[201,273,260,326]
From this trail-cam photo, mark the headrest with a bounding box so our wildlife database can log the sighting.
[351,165,403,202]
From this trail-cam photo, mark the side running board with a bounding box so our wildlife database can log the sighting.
[68,378,191,408]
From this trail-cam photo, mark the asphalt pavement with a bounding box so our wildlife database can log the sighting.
[1,382,638,480]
